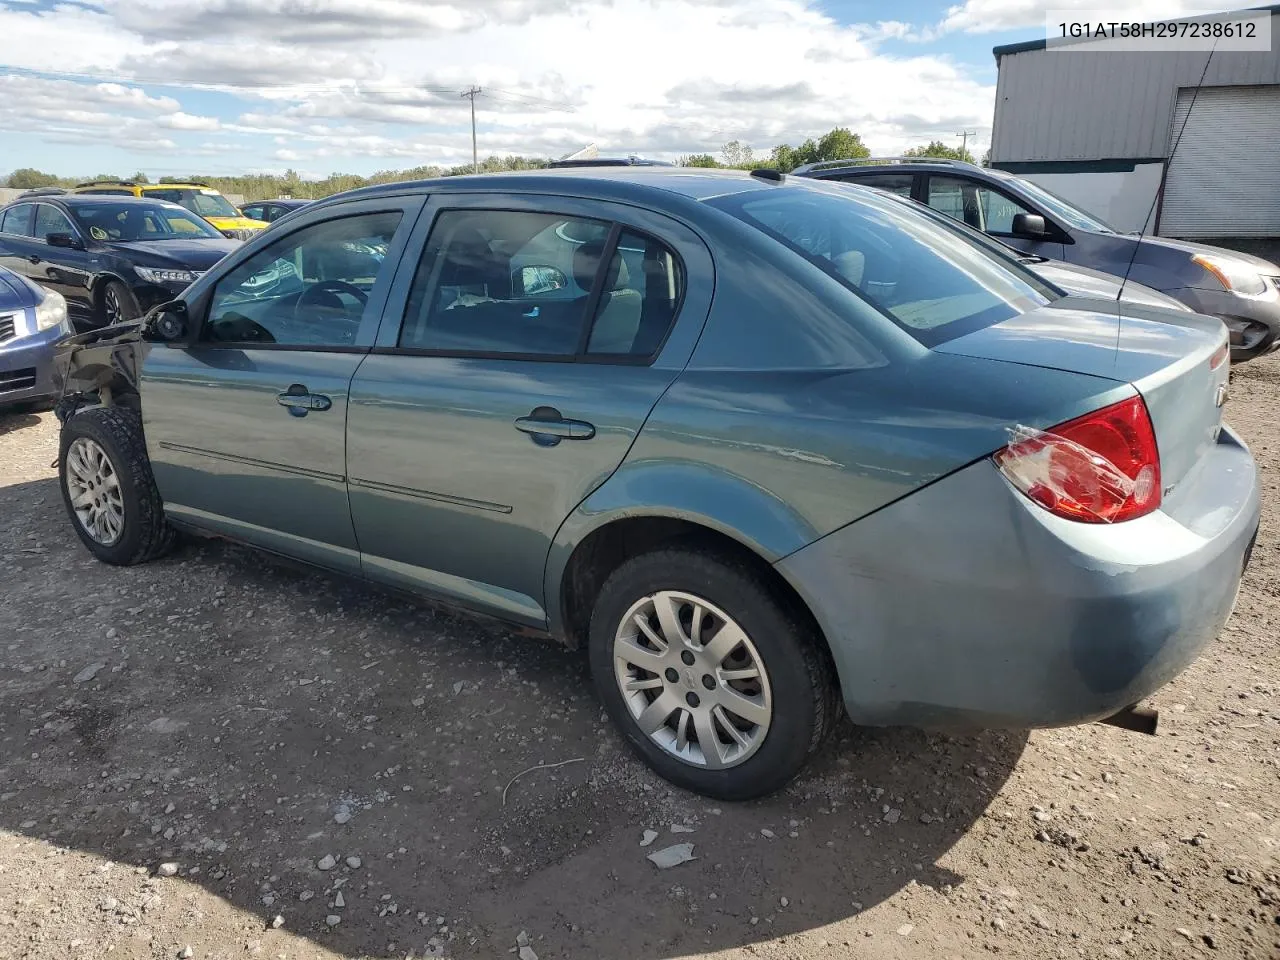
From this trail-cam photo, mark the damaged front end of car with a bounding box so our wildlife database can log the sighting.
[51,321,148,421]
[52,301,190,420]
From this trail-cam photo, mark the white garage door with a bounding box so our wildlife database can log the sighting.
[1159,85,1280,239]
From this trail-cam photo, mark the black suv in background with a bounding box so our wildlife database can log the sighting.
[0,195,239,329]
[238,198,312,223]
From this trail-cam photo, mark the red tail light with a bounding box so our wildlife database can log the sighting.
[994,395,1161,524]
[1209,342,1229,371]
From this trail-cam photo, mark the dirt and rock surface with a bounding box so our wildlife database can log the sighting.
[1,359,1278,960]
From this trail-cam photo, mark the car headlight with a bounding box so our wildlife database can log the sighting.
[34,289,68,331]
[136,267,197,285]
[1191,254,1268,297]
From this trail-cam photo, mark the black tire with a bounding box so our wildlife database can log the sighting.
[99,280,141,327]
[58,406,176,565]
[588,547,839,801]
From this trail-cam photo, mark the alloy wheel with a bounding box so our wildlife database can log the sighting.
[104,287,122,324]
[64,437,125,546]
[612,590,773,769]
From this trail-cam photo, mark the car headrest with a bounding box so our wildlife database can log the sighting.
[831,250,865,288]
[573,241,629,293]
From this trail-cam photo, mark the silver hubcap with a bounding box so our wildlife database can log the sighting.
[613,591,773,770]
[65,437,125,546]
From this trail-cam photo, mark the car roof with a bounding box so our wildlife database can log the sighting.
[45,194,190,210]
[330,167,804,207]
[800,160,993,177]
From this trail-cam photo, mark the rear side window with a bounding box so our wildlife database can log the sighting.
[0,204,35,237]
[835,173,914,197]
[399,209,683,360]
[709,186,1052,347]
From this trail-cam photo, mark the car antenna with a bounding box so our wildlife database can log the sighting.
[1116,39,1217,304]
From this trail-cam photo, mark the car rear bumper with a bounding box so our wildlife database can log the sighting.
[776,425,1260,730]
[0,319,70,405]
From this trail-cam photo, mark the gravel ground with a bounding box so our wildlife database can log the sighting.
[1,358,1278,960]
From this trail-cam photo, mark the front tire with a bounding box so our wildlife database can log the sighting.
[588,547,838,801]
[59,406,175,565]
[99,280,141,327]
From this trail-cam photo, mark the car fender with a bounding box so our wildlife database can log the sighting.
[87,268,133,304]
[543,459,820,638]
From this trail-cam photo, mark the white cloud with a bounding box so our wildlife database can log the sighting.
[160,112,222,131]
[2,0,999,175]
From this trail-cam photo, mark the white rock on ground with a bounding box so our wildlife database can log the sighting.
[646,843,696,869]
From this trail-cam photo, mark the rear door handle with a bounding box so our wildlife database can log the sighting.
[27,255,40,264]
[515,409,595,445]
[277,384,333,417]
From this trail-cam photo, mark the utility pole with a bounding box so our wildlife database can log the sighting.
[461,86,482,174]
[956,129,977,160]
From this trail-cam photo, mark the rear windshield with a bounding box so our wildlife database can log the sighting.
[146,188,240,219]
[708,185,1056,347]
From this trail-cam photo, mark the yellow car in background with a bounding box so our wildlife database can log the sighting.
[72,181,267,240]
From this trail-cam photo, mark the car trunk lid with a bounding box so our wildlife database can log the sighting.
[936,300,1230,494]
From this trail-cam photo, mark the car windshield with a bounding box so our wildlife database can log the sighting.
[146,188,241,220]
[709,184,1056,347]
[72,202,224,242]
[1000,175,1117,233]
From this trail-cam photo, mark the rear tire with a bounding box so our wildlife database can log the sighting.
[58,406,175,565]
[588,547,838,801]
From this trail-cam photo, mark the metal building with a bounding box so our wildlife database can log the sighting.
[989,6,1280,241]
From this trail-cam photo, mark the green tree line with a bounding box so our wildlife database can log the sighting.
[679,131,976,171]
[4,155,551,200]
[4,133,981,198]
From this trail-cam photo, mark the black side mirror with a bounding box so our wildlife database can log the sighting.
[46,232,85,250]
[1011,213,1047,238]
[142,300,190,344]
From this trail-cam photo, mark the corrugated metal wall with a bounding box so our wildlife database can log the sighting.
[1160,85,1280,237]
[991,19,1280,163]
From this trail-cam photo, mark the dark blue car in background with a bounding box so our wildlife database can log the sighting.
[0,265,72,407]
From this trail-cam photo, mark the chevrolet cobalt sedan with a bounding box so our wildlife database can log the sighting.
[51,170,1260,800]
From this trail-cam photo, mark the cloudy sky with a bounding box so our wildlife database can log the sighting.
[0,0,1231,179]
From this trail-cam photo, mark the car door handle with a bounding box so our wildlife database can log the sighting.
[277,385,332,417]
[515,412,596,442]
[27,254,40,264]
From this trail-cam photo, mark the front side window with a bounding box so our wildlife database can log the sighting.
[0,204,35,237]
[400,209,682,359]
[147,188,240,219]
[34,204,75,240]
[240,205,264,221]
[709,185,1054,347]
[71,203,224,241]
[837,173,914,197]
[205,211,401,347]
[926,175,1035,235]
